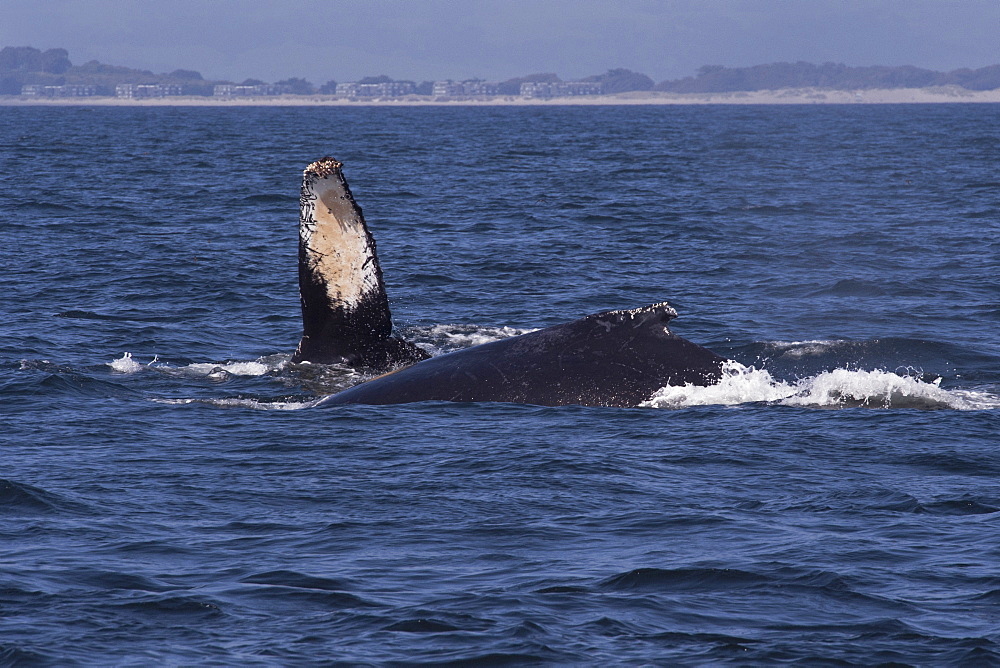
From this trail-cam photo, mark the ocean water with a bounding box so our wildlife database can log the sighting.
[1,103,999,664]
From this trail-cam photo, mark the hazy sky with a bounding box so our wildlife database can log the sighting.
[3,0,998,84]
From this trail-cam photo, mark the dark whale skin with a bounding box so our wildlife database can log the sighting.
[318,303,726,408]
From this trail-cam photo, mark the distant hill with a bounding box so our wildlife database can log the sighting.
[582,68,654,93]
[0,46,217,94]
[656,62,1000,93]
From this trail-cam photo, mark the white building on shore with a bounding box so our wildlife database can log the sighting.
[432,80,500,97]
[335,81,416,97]
[520,81,604,98]
[116,84,183,98]
[213,84,282,97]
[21,84,100,97]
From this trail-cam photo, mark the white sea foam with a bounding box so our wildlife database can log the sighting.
[642,360,998,411]
[109,353,287,379]
[767,339,850,358]
[153,397,321,410]
[409,324,536,355]
[641,361,793,407]
[183,361,271,377]
[108,352,144,374]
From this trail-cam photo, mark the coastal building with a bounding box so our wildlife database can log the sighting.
[432,80,500,97]
[464,80,500,96]
[213,84,281,97]
[520,81,604,98]
[432,80,464,96]
[116,84,183,98]
[335,81,416,97]
[21,84,99,97]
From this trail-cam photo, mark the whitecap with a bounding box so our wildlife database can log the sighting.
[642,360,998,411]
[641,361,795,408]
[183,361,271,377]
[152,355,292,380]
[108,353,287,378]
[781,368,950,409]
[108,352,144,374]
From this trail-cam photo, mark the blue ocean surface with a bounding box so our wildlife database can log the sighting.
[1,103,999,664]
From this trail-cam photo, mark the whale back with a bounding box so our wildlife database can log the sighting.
[292,158,427,368]
[318,303,726,407]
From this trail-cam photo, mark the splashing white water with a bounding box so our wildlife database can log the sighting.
[642,360,997,411]
[108,353,286,378]
[641,361,792,407]
[108,352,144,374]
[408,323,536,355]
[183,361,271,377]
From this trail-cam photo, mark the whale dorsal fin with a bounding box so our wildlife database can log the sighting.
[587,302,679,328]
[292,158,426,368]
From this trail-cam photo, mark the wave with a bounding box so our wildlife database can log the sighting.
[100,330,998,411]
[108,352,145,373]
[109,352,286,379]
[407,323,536,355]
[642,361,998,411]
[241,193,294,204]
[109,353,323,409]
[16,360,140,401]
[153,397,323,410]
[0,479,91,515]
[727,336,998,385]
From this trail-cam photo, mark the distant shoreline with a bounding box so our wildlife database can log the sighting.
[3,86,1000,106]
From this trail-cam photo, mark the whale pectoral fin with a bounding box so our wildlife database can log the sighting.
[294,158,417,371]
[292,331,429,368]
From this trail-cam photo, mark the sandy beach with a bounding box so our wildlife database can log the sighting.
[3,85,1000,107]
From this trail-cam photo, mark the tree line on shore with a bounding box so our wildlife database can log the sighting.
[3,46,999,96]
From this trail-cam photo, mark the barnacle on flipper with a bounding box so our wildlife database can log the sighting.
[305,158,343,178]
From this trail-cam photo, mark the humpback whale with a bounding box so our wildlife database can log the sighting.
[319,303,725,407]
[292,158,727,407]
